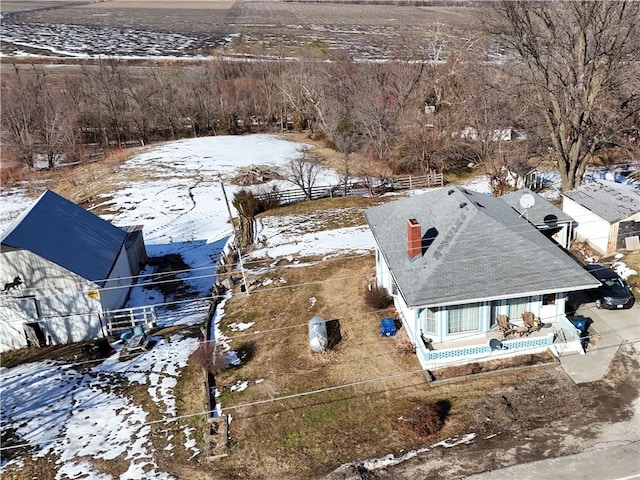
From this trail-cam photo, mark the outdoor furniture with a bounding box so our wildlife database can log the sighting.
[521,312,542,336]
[496,315,517,339]
[119,324,150,360]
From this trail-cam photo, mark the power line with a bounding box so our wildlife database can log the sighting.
[2,332,637,456]
[1,189,630,296]
[2,226,626,302]
[0,248,630,328]
[1,191,632,303]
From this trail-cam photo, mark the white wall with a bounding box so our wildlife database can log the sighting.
[562,197,610,254]
[0,250,104,351]
[100,246,134,311]
[0,299,33,351]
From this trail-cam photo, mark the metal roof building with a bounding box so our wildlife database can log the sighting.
[0,190,147,352]
[1,190,129,285]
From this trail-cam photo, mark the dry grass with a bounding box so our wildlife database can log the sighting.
[206,253,560,479]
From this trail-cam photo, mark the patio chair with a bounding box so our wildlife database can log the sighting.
[496,315,517,339]
[520,312,542,336]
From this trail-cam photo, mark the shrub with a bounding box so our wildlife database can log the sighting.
[397,400,450,437]
[394,329,415,357]
[253,184,281,211]
[364,285,393,310]
[189,341,229,375]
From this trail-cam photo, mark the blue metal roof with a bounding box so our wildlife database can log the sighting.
[0,190,128,285]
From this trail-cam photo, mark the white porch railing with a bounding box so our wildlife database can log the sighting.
[415,315,583,370]
[104,305,157,336]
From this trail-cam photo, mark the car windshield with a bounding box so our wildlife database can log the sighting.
[602,277,625,288]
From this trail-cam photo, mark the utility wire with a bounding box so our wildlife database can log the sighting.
[3,332,637,455]
[2,230,626,302]
[0,198,628,296]
[0,253,630,327]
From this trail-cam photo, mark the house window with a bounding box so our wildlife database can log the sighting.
[447,303,481,334]
[508,297,529,320]
[425,308,436,334]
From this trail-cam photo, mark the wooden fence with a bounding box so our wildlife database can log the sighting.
[255,172,444,206]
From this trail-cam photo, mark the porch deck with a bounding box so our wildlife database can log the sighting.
[417,316,583,369]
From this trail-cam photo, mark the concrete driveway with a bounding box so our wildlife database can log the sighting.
[558,297,639,384]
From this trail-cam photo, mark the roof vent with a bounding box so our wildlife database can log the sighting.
[447,189,455,195]
[459,202,467,209]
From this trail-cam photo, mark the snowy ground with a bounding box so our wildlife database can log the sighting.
[0,135,367,479]
[0,134,637,478]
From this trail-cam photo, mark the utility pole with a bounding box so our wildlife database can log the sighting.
[219,175,249,295]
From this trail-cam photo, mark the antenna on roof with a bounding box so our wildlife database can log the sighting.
[518,193,535,220]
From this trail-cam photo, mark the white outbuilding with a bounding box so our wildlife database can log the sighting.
[0,190,147,352]
[562,179,640,255]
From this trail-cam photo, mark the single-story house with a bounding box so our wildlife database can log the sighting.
[562,179,640,255]
[0,190,147,352]
[364,186,600,370]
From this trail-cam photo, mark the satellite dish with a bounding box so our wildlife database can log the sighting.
[519,193,535,210]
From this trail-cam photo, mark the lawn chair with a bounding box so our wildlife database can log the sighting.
[119,324,150,360]
[520,312,542,336]
[496,315,517,339]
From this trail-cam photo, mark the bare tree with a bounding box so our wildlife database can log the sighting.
[279,61,327,134]
[1,66,77,169]
[285,149,322,200]
[321,59,362,195]
[1,67,40,167]
[82,61,132,147]
[488,1,640,190]
[40,80,77,168]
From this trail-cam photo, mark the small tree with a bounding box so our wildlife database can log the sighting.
[285,148,322,200]
[332,115,361,196]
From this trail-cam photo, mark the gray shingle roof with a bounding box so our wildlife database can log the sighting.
[562,179,640,223]
[364,187,599,308]
[1,190,128,285]
[502,188,574,228]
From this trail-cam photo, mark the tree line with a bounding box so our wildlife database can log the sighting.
[1,1,638,191]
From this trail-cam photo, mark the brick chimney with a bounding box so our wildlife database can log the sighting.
[407,218,421,260]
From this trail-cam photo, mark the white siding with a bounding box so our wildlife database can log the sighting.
[100,246,134,310]
[0,299,32,351]
[0,250,104,351]
[562,197,611,254]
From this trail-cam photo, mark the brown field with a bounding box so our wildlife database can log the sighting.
[3,1,482,31]
[86,0,240,8]
[1,0,484,60]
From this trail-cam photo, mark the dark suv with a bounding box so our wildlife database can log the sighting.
[584,263,635,310]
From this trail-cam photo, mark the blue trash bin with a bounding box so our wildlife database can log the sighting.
[380,317,397,337]
[569,318,587,334]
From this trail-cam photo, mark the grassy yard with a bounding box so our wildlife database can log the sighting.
[202,199,562,478]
